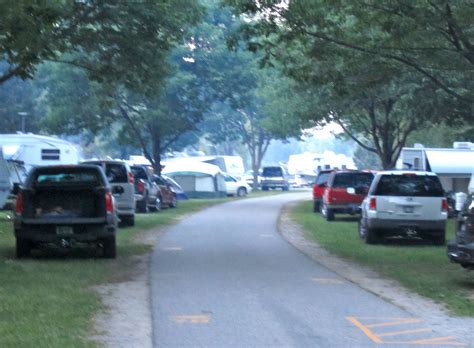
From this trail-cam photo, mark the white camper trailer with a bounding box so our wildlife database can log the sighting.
[0,133,81,174]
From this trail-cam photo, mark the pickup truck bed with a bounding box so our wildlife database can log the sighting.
[14,165,118,258]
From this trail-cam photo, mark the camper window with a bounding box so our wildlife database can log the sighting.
[41,149,60,160]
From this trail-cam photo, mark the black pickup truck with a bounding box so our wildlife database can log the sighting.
[14,165,118,258]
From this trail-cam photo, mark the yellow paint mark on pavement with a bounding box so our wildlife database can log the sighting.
[312,278,344,284]
[377,328,432,337]
[366,318,422,328]
[346,316,466,346]
[172,315,210,324]
[347,316,382,343]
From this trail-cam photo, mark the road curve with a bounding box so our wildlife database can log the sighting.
[150,193,464,347]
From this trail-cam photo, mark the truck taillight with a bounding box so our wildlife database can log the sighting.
[369,197,376,210]
[441,198,448,212]
[128,171,134,184]
[15,192,23,214]
[105,192,114,213]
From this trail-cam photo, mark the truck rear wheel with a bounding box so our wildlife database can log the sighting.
[16,238,32,258]
[102,236,116,258]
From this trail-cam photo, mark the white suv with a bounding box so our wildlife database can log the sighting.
[359,171,448,244]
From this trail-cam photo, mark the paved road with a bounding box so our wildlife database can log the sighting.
[150,193,466,347]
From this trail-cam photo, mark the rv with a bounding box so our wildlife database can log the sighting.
[0,133,81,175]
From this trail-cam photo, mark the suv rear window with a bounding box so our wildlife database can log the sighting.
[105,164,128,183]
[332,172,373,188]
[131,167,147,180]
[263,167,283,177]
[373,175,444,197]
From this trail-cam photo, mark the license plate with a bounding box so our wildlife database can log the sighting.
[56,226,73,235]
[403,206,414,213]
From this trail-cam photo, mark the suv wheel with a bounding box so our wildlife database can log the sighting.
[282,185,289,191]
[121,215,135,227]
[137,194,149,213]
[150,196,161,212]
[262,186,269,191]
[16,238,32,258]
[313,201,320,213]
[431,231,446,246]
[102,236,116,258]
[359,219,379,244]
[322,204,335,221]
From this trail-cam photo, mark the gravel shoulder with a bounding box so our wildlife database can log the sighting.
[279,201,474,345]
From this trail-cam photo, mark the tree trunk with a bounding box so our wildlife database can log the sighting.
[151,131,162,175]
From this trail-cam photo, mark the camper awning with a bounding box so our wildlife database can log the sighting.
[425,150,474,175]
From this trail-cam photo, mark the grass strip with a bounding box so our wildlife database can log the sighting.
[0,198,230,347]
[290,200,474,316]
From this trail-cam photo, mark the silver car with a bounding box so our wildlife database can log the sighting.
[83,160,136,226]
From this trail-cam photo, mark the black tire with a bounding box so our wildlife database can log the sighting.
[262,186,269,191]
[169,196,177,208]
[322,204,335,221]
[313,201,320,213]
[16,238,32,258]
[121,215,135,227]
[102,236,116,258]
[150,196,161,212]
[431,231,446,246]
[237,187,247,197]
[137,194,149,213]
[282,185,289,191]
[359,219,380,244]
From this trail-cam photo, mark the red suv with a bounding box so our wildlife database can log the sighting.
[321,171,374,221]
[312,170,333,212]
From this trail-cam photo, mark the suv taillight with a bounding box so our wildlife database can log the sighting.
[15,192,23,214]
[128,171,134,184]
[137,180,145,193]
[105,192,114,213]
[441,198,448,212]
[369,197,376,210]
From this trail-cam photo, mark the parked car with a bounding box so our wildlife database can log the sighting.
[153,174,178,208]
[83,160,136,226]
[261,166,289,191]
[321,170,374,221]
[312,170,333,212]
[131,165,161,213]
[223,173,252,197]
[447,175,474,269]
[162,175,188,200]
[359,171,448,244]
[14,165,119,258]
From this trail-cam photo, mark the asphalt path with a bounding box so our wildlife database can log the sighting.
[150,193,465,347]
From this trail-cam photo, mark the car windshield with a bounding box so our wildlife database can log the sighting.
[131,167,147,180]
[332,172,373,188]
[374,174,444,197]
[105,164,127,183]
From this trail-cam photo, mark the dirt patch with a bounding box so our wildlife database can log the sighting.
[91,225,169,348]
[279,202,474,345]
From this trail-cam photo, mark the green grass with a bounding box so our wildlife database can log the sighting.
[0,199,227,347]
[290,200,474,316]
